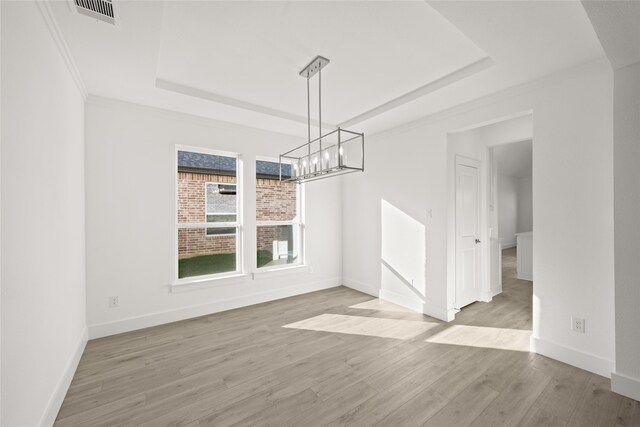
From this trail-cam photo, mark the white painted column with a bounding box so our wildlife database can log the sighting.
[612,61,640,400]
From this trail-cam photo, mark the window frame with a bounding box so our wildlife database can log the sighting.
[175,146,243,284]
[255,157,304,271]
[204,181,237,237]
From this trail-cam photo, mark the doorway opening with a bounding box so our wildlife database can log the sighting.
[446,112,533,336]
[492,139,533,287]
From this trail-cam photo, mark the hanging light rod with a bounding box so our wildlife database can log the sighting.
[280,55,364,184]
[299,55,330,79]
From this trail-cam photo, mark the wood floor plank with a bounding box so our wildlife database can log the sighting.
[470,363,553,426]
[363,344,453,392]
[428,346,495,400]
[127,373,280,427]
[474,349,532,393]
[310,340,418,399]
[289,380,379,426]
[55,393,146,427]
[328,361,449,426]
[374,387,449,427]
[224,387,319,427]
[144,370,227,404]
[196,386,314,427]
[422,381,499,427]
[518,406,567,427]
[63,379,102,401]
[268,335,399,400]
[616,397,640,427]
[567,374,624,427]
[54,249,637,427]
[534,362,592,421]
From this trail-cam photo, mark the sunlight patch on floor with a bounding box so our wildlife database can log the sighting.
[349,299,416,313]
[283,314,440,340]
[425,324,531,352]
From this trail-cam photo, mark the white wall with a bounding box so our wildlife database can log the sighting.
[343,58,614,377]
[1,2,3,422]
[498,174,518,247]
[516,174,533,233]
[1,2,87,426]
[84,97,342,337]
[612,60,640,399]
[497,172,532,248]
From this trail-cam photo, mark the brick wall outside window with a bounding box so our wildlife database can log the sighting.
[178,172,236,258]
[177,172,297,258]
[256,178,297,251]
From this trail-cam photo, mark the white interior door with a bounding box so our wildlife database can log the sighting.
[455,158,481,309]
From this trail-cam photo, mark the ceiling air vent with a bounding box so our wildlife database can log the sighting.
[73,0,115,25]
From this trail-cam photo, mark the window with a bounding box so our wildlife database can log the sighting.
[255,159,302,269]
[177,149,241,280]
[205,183,236,235]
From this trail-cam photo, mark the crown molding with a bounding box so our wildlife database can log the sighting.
[35,0,88,101]
[157,56,493,133]
[370,56,610,139]
[87,94,305,141]
[339,56,494,129]
[156,78,336,130]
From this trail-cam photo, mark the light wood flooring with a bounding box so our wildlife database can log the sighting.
[56,248,640,426]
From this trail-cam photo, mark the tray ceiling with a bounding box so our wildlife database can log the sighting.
[155,1,489,126]
[49,1,605,136]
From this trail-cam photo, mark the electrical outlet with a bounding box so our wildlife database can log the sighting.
[109,296,119,308]
[571,316,585,333]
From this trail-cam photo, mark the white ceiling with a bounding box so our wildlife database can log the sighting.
[582,0,640,70]
[50,1,607,137]
[157,1,487,127]
[494,139,532,179]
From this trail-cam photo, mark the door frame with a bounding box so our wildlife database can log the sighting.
[445,112,533,322]
[454,155,482,310]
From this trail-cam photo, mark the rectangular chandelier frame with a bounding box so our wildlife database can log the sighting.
[279,55,364,184]
[279,128,364,183]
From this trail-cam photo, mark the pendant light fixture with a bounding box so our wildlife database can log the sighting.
[280,56,364,183]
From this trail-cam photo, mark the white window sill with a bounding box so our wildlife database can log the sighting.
[171,273,248,293]
[170,265,311,293]
[252,264,311,280]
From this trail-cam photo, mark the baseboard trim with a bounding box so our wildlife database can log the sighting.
[502,243,517,249]
[342,279,452,321]
[39,327,88,427]
[611,371,640,401]
[379,288,451,322]
[530,336,613,378]
[342,277,380,298]
[88,278,340,339]
[480,291,493,303]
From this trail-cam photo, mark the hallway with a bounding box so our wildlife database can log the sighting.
[453,246,532,331]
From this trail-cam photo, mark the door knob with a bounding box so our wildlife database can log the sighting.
[475,238,481,244]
